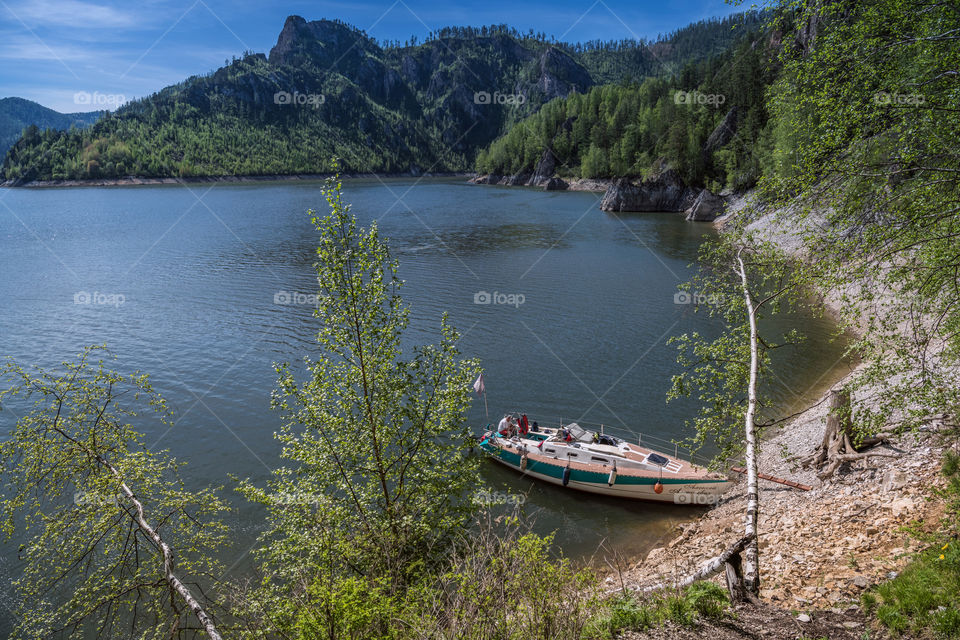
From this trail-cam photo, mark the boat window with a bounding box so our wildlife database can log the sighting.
[545,448,556,454]
[646,453,670,466]
[568,453,578,457]
[591,457,608,463]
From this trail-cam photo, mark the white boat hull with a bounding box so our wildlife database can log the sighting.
[479,432,730,505]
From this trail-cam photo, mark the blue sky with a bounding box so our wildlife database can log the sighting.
[0,0,743,113]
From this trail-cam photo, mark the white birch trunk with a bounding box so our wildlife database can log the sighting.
[46,390,223,638]
[81,442,224,640]
[637,533,755,593]
[735,249,761,595]
[113,474,224,640]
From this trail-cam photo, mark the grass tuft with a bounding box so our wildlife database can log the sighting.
[584,581,731,639]
[867,541,960,637]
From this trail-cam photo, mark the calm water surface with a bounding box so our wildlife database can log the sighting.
[0,178,853,616]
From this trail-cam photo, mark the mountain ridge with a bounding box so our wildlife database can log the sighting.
[0,97,102,160]
[1,11,766,183]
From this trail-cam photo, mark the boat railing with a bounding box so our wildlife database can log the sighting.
[552,417,715,468]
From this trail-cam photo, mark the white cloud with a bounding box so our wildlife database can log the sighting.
[4,0,139,29]
[0,33,95,62]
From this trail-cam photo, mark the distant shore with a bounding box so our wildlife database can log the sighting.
[0,171,474,189]
[469,174,614,192]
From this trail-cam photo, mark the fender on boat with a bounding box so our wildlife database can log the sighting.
[562,467,571,487]
[607,468,617,486]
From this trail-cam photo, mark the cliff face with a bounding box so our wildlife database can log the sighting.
[268,17,414,109]
[525,47,593,103]
[266,18,597,157]
[599,170,699,213]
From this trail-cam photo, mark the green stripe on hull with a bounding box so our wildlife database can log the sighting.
[478,440,725,486]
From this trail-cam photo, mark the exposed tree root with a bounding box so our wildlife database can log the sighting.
[800,388,896,480]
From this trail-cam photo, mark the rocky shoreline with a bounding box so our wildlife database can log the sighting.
[0,171,472,189]
[469,170,729,222]
[620,386,947,609]
[613,192,953,621]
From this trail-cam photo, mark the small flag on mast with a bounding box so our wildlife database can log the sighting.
[473,373,485,395]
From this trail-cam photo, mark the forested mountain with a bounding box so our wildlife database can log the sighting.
[0,98,101,159]
[568,12,769,85]
[1,11,764,183]
[475,22,782,192]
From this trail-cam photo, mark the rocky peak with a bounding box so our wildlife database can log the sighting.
[268,16,382,68]
[267,16,412,109]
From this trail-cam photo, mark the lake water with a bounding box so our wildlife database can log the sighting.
[0,177,853,614]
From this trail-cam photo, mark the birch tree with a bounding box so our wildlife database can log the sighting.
[669,234,804,595]
[735,248,761,593]
[0,348,228,639]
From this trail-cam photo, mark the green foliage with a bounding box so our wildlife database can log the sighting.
[0,347,228,639]
[236,173,483,635]
[863,445,960,638]
[2,12,768,183]
[759,0,960,439]
[291,575,411,640]
[684,580,731,618]
[0,97,101,160]
[426,523,599,640]
[477,31,779,188]
[590,594,656,635]
[571,11,770,85]
[238,507,601,640]
[867,542,960,637]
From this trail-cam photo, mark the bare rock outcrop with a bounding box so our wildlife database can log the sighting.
[599,170,698,213]
[528,149,557,187]
[469,174,503,185]
[504,173,530,186]
[703,106,741,157]
[685,188,726,221]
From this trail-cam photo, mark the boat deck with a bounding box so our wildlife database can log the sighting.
[492,436,725,482]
